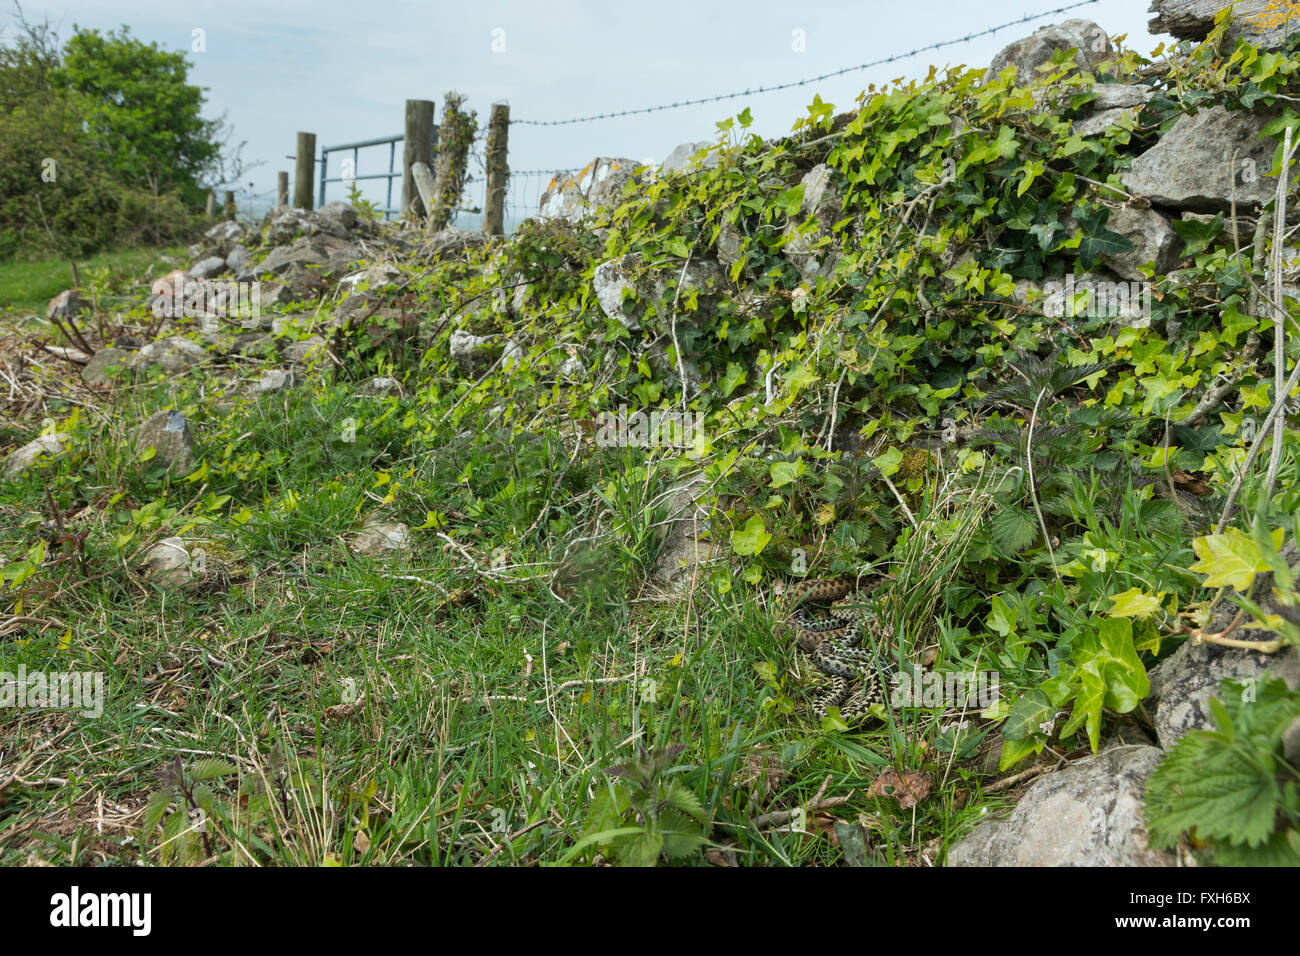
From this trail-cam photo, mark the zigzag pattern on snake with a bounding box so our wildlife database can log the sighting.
[783,576,895,722]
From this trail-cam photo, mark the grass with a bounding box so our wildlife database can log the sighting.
[0,244,190,317]
[0,334,1006,866]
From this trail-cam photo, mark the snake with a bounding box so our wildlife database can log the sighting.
[783,576,895,722]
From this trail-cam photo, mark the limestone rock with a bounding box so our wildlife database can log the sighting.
[651,474,720,592]
[782,163,843,281]
[252,369,296,394]
[4,433,69,480]
[1149,0,1297,51]
[987,19,1113,86]
[134,410,195,473]
[190,256,228,279]
[662,141,718,175]
[80,348,136,385]
[282,335,327,366]
[347,519,410,556]
[593,256,641,330]
[46,289,88,323]
[139,536,192,586]
[1101,206,1182,279]
[1121,105,1279,211]
[449,329,496,372]
[948,745,1177,866]
[135,336,207,374]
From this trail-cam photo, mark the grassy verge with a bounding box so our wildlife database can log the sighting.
[0,244,190,317]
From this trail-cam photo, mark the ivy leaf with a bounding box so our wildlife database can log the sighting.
[731,514,772,556]
[1189,529,1276,590]
[1003,689,1054,741]
[769,459,804,488]
[719,362,747,397]
[1171,213,1223,256]
[1074,207,1133,268]
[872,447,903,477]
[1108,587,1163,619]
[775,184,806,218]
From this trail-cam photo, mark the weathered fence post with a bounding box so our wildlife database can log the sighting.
[294,132,316,210]
[483,102,509,236]
[402,99,436,219]
[277,171,289,209]
[205,192,216,219]
[411,162,438,215]
[223,190,236,220]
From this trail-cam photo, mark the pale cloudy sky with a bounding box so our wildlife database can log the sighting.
[17,0,1167,224]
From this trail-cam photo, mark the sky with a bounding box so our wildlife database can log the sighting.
[16,0,1168,226]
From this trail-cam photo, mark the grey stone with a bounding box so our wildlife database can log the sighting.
[225,246,249,272]
[1089,84,1155,110]
[662,141,718,176]
[651,474,719,592]
[81,347,135,385]
[1283,714,1300,768]
[4,433,69,480]
[782,163,843,280]
[46,289,88,322]
[316,200,359,237]
[282,335,327,366]
[717,221,744,270]
[1150,639,1300,750]
[190,256,228,279]
[593,256,641,330]
[347,519,410,557]
[1149,0,1297,51]
[264,207,314,246]
[449,329,496,372]
[134,410,195,473]
[948,745,1177,866]
[1101,206,1182,279]
[1074,107,1142,137]
[362,376,404,396]
[427,227,489,256]
[139,536,192,586]
[252,369,296,394]
[1121,105,1280,211]
[135,336,207,374]
[987,19,1114,86]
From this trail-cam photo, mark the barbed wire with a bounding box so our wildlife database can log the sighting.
[511,0,1098,127]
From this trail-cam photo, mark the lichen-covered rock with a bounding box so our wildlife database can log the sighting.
[134,410,195,473]
[347,519,410,556]
[81,347,136,385]
[1148,542,1300,749]
[948,745,1177,866]
[1121,106,1280,211]
[986,19,1113,86]
[1149,0,1296,51]
[782,163,843,281]
[139,536,192,586]
[135,336,207,374]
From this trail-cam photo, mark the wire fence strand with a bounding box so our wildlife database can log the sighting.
[510,0,1099,127]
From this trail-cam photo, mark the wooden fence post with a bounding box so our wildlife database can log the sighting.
[223,190,236,220]
[294,132,316,210]
[402,99,436,219]
[483,102,509,236]
[277,171,289,209]
[205,192,216,219]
